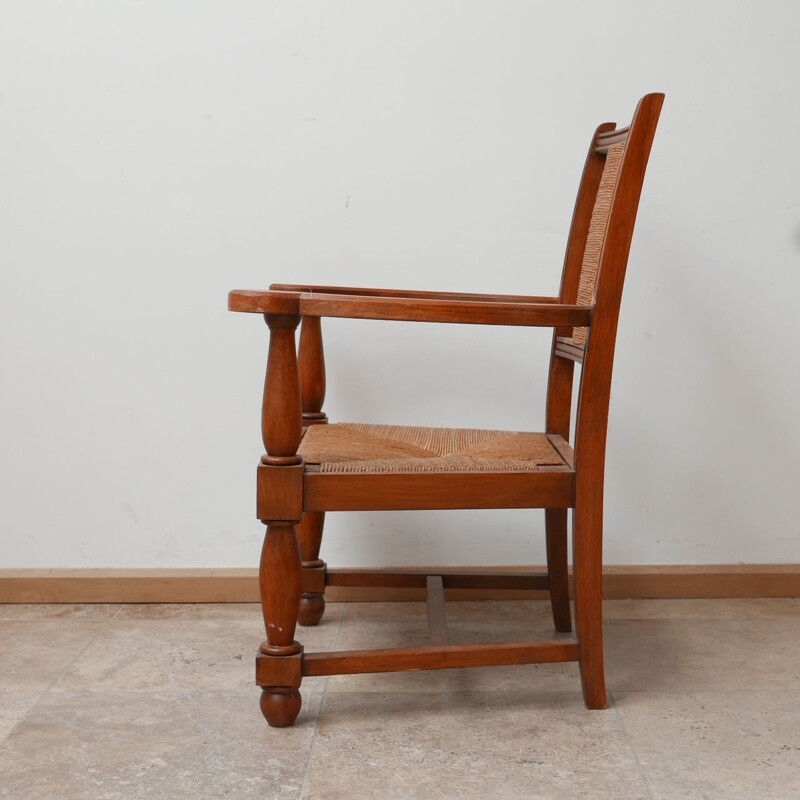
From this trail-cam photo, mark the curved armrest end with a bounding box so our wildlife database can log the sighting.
[228,289,301,316]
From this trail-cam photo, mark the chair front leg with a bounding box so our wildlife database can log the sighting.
[258,522,303,727]
[256,311,305,727]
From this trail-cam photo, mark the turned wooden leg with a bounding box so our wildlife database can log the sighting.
[258,522,303,727]
[260,686,301,727]
[572,502,607,709]
[256,311,305,728]
[545,508,572,633]
[297,315,328,628]
[297,511,327,626]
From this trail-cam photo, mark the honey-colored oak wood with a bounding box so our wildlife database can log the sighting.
[303,640,580,676]
[230,94,665,725]
[258,522,303,727]
[546,508,572,632]
[257,311,306,725]
[297,512,327,626]
[229,290,300,315]
[303,469,575,511]
[298,316,327,425]
[231,289,592,327]
[261,314,302,463]
[296,315,329,623]
[256,463,303,521]
[297,294,592,327]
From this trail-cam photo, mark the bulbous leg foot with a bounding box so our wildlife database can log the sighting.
[298,593,326,626]
[260,687,302,728]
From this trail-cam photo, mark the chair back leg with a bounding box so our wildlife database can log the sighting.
[545,508,572,632]
[572,502,607,708]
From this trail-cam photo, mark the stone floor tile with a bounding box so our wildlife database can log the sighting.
[0,620,109,692]
[0,691,321,800]
[605,615,800,693]
[54,604,344,694]
[446,599,562,638]
[327,659,581,697]
[0,693,41,742]
[604,597,799,620]
[0,604,122,621]
[2,599,797,799]
[302,691,649,800]
[616,690,800,800]
[115,602,263,621]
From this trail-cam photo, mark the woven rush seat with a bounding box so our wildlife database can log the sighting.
[298,422,566,473]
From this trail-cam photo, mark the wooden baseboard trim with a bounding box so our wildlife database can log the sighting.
[0,565,797,604]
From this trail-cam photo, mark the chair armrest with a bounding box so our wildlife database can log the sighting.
[299,293,590,327]
[270,283,560,304]
[229,289,590,327]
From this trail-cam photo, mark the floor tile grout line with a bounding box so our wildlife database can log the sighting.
[0,605,124,747]
[298,601,348,799]
[612,693,655,800]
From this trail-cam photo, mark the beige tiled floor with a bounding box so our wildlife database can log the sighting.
[0,599,798,799]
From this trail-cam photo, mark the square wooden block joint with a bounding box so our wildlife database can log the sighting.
[255,649,303,688]
[301,565,326,594]
[257,463,304,522]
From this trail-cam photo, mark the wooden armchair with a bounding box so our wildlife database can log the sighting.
[229,93,664,727]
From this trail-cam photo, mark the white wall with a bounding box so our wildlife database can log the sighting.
[1,1,798,569]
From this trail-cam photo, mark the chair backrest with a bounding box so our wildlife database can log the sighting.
[545,94,664,466]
